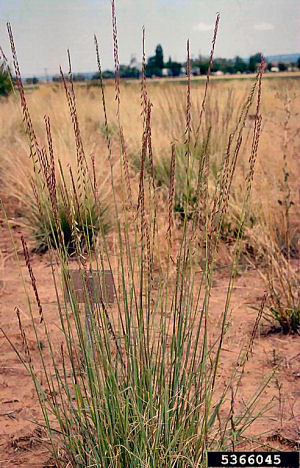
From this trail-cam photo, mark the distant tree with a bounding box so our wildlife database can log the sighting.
[146,58,159,77]
[193,55,249,75]
[211,61,220,73]
[266,62,273,71]
[233,56,247,73]
[248,53,262,72]
[73,73,86,82]
[170,62,182,77]
[146,58,162,77]
[213,58,235,74]
[278,62,287,72]
[298,57,300,69]
[102,70,114,79]
[119,65,139,79]
[25,76,39,85]
[199,61,209,75]
[91,70,114,80]
[165,57,181,77]
[146,44,164,77]
[154,44,164,69]
[224,64,235,74]
[0,62,12,96]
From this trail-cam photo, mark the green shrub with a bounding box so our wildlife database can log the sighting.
[0,62,13,96]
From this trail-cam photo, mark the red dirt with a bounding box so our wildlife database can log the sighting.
[0,224,299,467]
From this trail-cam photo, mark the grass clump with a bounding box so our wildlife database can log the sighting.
[1,26,110,254]
[264,249,300,334]
[269,303,300,335]
[132,140,210,223]
[1,6,276,467]
[25,186,109,253]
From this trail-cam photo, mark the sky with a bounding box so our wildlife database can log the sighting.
[0,0,299,77]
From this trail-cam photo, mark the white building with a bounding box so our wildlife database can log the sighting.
[162,68,171,77]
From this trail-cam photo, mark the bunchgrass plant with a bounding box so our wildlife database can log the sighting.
[23,181,109,253]
[1,4,273,466]
[259,243,300,334]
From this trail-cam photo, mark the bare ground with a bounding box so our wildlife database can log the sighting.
[0,224,299,467]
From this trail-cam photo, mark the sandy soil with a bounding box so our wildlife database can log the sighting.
[0,223,299,467]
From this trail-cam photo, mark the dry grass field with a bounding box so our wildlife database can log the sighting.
[1,76,299,255]
[0,54,299,465]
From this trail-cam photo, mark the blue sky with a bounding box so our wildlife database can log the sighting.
[0,0,299,76]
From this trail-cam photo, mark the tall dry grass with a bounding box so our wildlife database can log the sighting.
[0,3,299,465]
[1,77,299,256]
